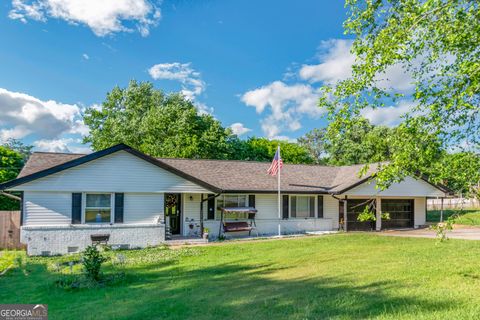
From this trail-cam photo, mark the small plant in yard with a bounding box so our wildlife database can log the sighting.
[430,215,457,243]
[82,245,107,281]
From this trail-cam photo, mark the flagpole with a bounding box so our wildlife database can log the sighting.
[278,145,281,236]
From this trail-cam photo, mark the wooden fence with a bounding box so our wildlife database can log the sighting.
[0,211,23,249]
[427,198,480,211]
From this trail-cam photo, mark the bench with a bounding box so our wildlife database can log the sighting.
[223,222,253,235]
[90,234,110,245]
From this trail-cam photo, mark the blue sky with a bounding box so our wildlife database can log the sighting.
[0,1,410,153]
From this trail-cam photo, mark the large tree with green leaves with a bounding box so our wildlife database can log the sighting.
[0,144,25,210]
[321,0,480,193]
[83,80,234,159]
[236,137,315,164]
[298,118,394,165]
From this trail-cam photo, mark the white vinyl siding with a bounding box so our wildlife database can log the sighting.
[124,193,164,224]
[13,151,211,193]
[24,192,71,226]
[345,176,446,197]
[324,196,339,229]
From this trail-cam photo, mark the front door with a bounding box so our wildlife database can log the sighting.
[165,193,181,235]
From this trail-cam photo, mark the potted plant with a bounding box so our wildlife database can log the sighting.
[203,228,210,240]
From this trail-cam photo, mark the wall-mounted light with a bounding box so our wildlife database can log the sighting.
[189,196,193,201]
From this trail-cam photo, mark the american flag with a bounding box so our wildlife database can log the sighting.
[267,146,283,176]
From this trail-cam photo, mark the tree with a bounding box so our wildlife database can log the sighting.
[298,118,394,165]
[83,80,233,159]
[321,0,480,191]
[238,137,315,164]
[0,146,24,210]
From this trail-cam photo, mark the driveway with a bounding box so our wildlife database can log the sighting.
[381,225,480,240]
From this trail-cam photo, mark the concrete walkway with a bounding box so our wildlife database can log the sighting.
[381,225,480,240]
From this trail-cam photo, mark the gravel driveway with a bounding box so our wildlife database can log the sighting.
[381,226,480,240]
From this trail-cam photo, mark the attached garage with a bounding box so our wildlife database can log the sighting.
[346,199,375,231]
[381,199,414,229]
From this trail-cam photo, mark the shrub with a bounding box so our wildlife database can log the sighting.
[82,245,106,281]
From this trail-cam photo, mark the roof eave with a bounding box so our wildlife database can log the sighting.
[0,143,222,193]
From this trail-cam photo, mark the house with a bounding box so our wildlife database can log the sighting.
[0,144,450,256]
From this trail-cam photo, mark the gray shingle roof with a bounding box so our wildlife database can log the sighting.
[17,151,379,194]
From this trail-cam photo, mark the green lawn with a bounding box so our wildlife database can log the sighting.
[2,234,480,319]
[427,209,480,225]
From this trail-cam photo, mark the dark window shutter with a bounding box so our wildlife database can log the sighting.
[72,193,82,224]
[290,196,296,218]
[318,196,324,218]
[248,195,255,208]
[282,195,289,219]
[309,197,315,217]
[115,193,124,223]
[207,194,215,220]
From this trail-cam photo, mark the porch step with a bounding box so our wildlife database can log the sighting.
[165,237,208,246]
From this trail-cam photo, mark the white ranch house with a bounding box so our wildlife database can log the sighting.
[0,144,450,256]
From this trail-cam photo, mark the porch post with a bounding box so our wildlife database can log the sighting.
[375,197,381,231]
[343,196,348,232]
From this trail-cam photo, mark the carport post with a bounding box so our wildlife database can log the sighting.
[375,197,381,231]
[440,197,444,222]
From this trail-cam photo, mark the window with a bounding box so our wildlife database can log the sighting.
[85,193,112,223]
[290,196,315,218]
[216,195,248,220]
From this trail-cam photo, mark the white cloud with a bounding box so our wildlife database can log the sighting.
[0,88,82,140]
[300,39,355,84]
[241,81,323,138]
[34,138,91,153]
[149,62,211,113]
[148,62,205,97]
[299,39,414,92]
[0,87,92,154]
[9,0,161,37]
[230,123,251,136]
[361,100,413,127]
[82,53,89,60]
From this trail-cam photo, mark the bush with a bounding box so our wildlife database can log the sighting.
[82,245,106,281]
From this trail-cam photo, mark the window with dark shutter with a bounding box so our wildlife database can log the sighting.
[248,195,255,208]
[114,193,124,223]
[318,196,324,218]
[71,193,82,224]
[207,194,215,220]
[282,195,289,219]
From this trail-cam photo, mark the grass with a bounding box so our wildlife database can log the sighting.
[427,209,480,225]
[1,234,480,319]
[0,250,24,274]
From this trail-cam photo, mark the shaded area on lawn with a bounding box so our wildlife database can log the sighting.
[2,235,480,319]
[0,259,453,319]
[427,209,480,225]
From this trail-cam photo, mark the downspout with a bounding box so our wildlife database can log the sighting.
[331,194,348,232]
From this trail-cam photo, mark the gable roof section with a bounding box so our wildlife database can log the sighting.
[0,144,222,193]
[1,143,450,195]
